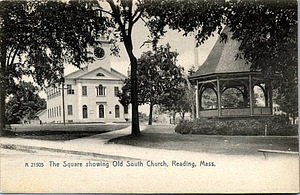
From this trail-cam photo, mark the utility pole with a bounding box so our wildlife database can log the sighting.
[61,83,66,125]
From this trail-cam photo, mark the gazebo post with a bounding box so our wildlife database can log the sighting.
[217,77,222,117]
[249,74,254,116]
[270,83,273,115]
[196,80,199,118]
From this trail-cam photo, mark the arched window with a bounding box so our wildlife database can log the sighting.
[96,73,105,77]
[96,84,106,96]
[222,88,245,108]
[99,105,104,118]
[83,105,88,119]
[254,85,266,107]
[115,105,120,118]
[201,88,218,109]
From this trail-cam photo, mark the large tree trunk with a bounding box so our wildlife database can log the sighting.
[123,36,140,135]
[0,39,7,136]
[148,103,153,125]
[130,56,140,135]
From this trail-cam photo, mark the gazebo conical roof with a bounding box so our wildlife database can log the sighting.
[190,27,251,79]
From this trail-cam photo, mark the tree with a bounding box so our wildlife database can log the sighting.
[159,80,189,124]
[6,82,46,124]
[119,44,186,125]
[0,0,110,135]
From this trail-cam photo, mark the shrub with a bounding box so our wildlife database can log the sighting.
[175,116,298,136]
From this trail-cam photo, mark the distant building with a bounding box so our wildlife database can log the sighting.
[40,38,129,124]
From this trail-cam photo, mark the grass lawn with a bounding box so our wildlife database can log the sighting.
[110,124,299,156]
[6,123,129,141]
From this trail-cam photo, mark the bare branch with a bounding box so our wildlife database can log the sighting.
[7,47,19,67]
[7,47,15,66]
[132,9,143,24]
[99,9,113,16]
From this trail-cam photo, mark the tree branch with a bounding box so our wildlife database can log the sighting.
[7,47,15,66]
[7,47,19,67]
[99,9,113,16]
[132,9,144,24]
[106,0,126,35]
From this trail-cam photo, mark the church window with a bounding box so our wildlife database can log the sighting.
[82,86,87,96]
[115,105,120,118]
[83,105,88,119]
[99,105,104,118]
[114,87,119,97]
[67,105,73,115]
[67,84,74,94]
[124,105,128,114]
[96,85,106,96]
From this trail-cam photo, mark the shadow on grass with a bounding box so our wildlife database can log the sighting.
[5,130,110,141]
[4,124,129,141]
[109,125,299,156]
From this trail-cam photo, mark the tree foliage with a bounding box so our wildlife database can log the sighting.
[1,0,109,89]
[0,0,110,135]
[5,82,46,124]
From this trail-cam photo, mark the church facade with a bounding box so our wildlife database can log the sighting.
[41,39,129,124]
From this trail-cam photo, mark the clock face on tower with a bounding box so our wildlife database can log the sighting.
[94,47,105,59]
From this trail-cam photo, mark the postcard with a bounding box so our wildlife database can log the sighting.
[0,0,298,193]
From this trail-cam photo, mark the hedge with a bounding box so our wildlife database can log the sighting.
[175,116,298,136]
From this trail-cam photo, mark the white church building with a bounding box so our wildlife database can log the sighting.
[40,38,129,124]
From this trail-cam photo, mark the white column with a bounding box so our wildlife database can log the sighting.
[77,82,82,121]
[217,77,222,117]
[61,83,66,124]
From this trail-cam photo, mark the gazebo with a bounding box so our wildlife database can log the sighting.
[189,27,274,118]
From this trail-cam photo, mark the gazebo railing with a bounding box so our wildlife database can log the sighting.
[222,108,250,116]
[199,107,272,117]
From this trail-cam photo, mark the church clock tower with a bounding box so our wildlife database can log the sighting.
[88,37,111,71]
